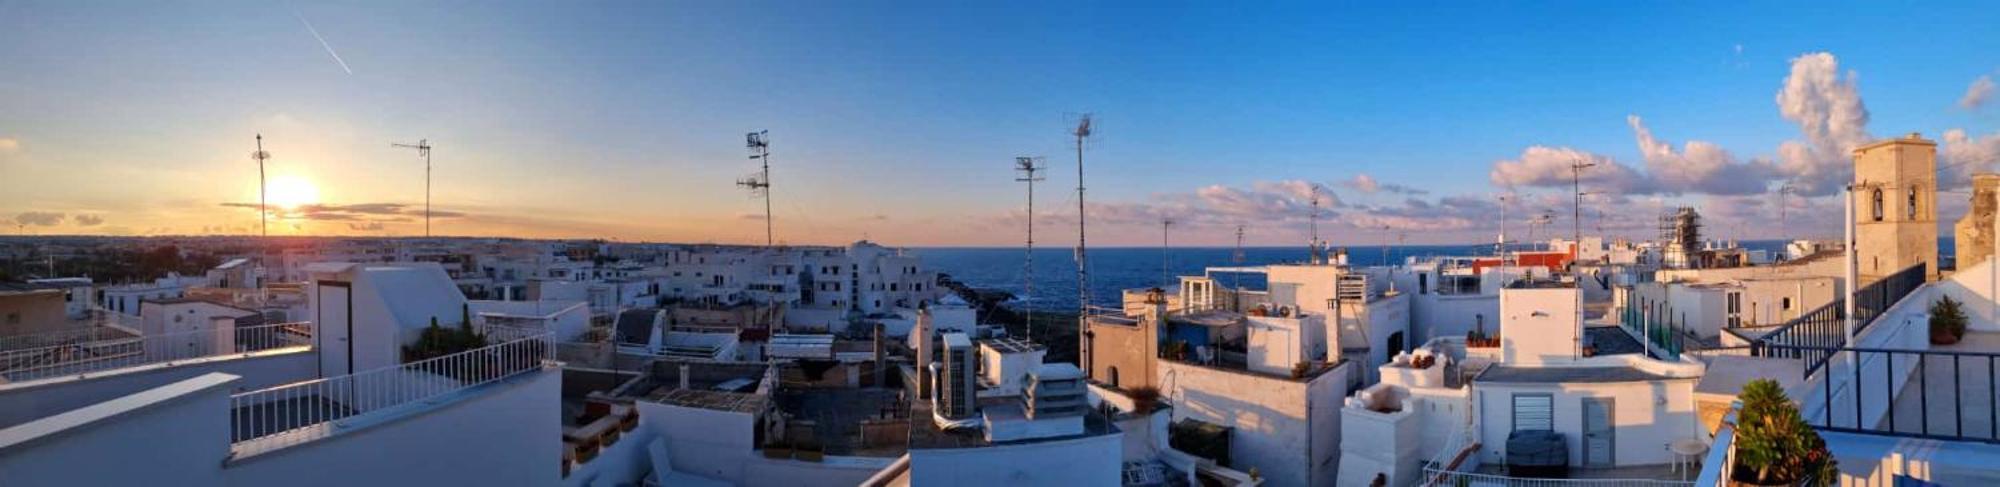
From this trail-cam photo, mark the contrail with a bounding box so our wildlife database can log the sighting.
[295,10,352,75]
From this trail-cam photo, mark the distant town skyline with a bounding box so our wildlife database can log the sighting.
[4,2,2000,246]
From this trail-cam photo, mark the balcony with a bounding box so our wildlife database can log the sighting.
[228,331,552,457]
[0,322,312,384]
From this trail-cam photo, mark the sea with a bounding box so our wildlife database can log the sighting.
[917,240,1856,313]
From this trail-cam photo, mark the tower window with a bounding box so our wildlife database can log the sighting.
[1908,188,1919,219]
[1871,189,1884,222]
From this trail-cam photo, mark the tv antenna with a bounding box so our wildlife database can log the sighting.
[251,134,271,237]
[1160,217,1174,288]
[1309,186,1323,262]
[390,139,434,237]
[1233,224,1246,291]
[1071,114,1094,317]
[1014,156,1045,341]
[739,130,773,247]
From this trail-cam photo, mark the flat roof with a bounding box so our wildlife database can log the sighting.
[646,388,766,413]
[1477,365,1683,384]
[978,337,1045,354]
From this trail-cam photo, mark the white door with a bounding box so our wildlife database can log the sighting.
[316,282,352,376]
[1583,397,1615,467]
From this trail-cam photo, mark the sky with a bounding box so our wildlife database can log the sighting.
[3,1,2000,247]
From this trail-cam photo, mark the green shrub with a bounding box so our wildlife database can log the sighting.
[1931,295,1969,341]
[1733,379,1836,486]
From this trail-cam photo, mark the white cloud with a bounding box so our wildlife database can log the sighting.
[14,212,64,227]
[1942,128,2000,188]
[1627,115,1777,195]
[1962,75,1994,110]
[1340,173,1427,195]
[1773,52,1872,196]
[1489,146,1653,194]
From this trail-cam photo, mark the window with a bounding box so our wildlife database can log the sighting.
[1513,393,1554,431]
[1872,189,1884,221]
[1908,188,1919,219]
[1782,297,1792,310]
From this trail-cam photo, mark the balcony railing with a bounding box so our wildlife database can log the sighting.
[1754,263,1925,376]
[1420,469,1694,487]
[228,331,553,454]
[1763,343,2000,444]
[0,322,313,383]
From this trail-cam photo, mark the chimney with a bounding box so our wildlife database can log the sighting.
[679,364,691,390]
[873,322,886,387]
[915,306,934,400]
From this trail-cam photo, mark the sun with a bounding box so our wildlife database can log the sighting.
[266,175,321,210]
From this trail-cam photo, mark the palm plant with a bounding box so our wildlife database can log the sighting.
[1733,379,1836,486]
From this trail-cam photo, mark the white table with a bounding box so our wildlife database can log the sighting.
[1669,438,1711,480]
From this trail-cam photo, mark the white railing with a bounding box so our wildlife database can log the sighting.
[476,322,549,343]
[1418,470,1695,487]
[1421,422,1480,485]
[0,325,136,353]
[0,322,313,383]
[228,331,553,454]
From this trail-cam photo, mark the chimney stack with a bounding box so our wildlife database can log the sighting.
[915,306,934,400]
[873,322,887,387]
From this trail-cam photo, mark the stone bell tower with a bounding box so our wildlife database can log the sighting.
[1851,132,1939,282]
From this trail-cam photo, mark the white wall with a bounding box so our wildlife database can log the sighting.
[0,349,316,428]
[1500,287,1580,365]
[226,366,563,486]
[1476,377,1701,468]
[0,374,236,486]
[906,433,1122,487]
[1412,294,1499,345]
[1159,360,1349,487]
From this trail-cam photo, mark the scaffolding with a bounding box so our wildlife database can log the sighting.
[1658,207,1702,269]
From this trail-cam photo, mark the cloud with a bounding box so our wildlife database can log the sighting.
[737,213,767,221]
[347,222,385,231]
[1627,115,1778,195]
[1942,129,2000,187]
[1963,75,1994,110]
[1489,146,1654,193]
[1773,52,1872,196]
[1340,174,1428,195]
[221,201,465,222]
[0,137,18,153]
[14,212,63,227]
[73,214,104,226]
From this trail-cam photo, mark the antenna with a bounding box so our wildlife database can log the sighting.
[1233,224,1245,292]
[1161,217,1174,287]
[1309,186,1322,262]
[1568,158,1595,361]
[1071,114,1094,320]
[1497,193,1510,262]
[1778,183,1797,241]
[390,139,434,237]
[739,131,773,247]
[1014,156,1045,342]
[251,134,271,237]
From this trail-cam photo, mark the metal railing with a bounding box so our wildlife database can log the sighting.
[1766,343,2000,444]
[1754,263,1925,376]
[1419,423,1480,486]
[0,322,313,383]
[228,331,553,453]
[1418,469,1694,487]
[0,325,137,353]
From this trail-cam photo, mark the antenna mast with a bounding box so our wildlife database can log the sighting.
[1161,217,1174,287]
[1014,156,1045,341]
[740,131,773,247]
[390,139,434,237]
[1072,115,1094,317]
[252,134,271,237]
[1309,186,1322,262]
[1233,224,1245,292]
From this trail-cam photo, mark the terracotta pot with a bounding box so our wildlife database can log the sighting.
[1933,329,1963,345]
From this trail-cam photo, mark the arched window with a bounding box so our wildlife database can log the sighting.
[1908,187,1919,219]
[1106,366,1120,387]
[1871,189,1884,222]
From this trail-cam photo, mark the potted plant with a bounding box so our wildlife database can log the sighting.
[1732,379,1837,486]
[1930,295,1969,345]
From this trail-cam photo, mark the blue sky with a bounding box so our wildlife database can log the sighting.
[2,1,1998,245]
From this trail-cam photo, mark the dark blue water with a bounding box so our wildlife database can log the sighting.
[919,241,1805,312]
